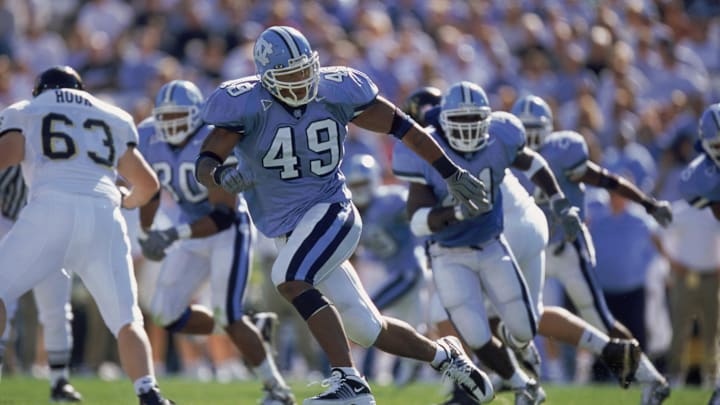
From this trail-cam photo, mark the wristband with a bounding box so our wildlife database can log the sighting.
[453,205,465,221]
[176,223,192,239]
[641,198,655,211]
[431,156,458,179]
[389,107,414,139]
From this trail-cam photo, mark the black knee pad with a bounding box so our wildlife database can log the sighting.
[291,289,330,320]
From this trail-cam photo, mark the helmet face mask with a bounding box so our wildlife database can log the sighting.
[153,80,204,145]
[439,82,491,153]
[254,26,320,107]
[510,95,554,150]
[699,103,720,166]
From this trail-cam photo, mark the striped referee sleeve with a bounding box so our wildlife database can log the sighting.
[0,165,27,221]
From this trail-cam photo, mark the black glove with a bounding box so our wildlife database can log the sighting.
[644,198,672,227]
[444,169,490,216]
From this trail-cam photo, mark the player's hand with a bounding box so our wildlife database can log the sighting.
[645,198,673,227]
[214,165,253,194]
[444,169,490,215]
[454,203,483,221]
[550,196,583,242]
[139,228,179,261]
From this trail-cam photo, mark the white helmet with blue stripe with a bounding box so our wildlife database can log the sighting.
[699,103,720,166]
[510,94,553,150]
[253,25,320,107]
[440,81,492,152]
[153,80,204,145]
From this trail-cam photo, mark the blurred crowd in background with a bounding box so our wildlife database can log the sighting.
[2,0,720,391]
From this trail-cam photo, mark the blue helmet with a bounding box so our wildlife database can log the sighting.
[153,80,204,145]
[510,95,553,150]
[253,26,320,107]
[345,153,381,208]
[439,81,491,152]
[699,103,720,166]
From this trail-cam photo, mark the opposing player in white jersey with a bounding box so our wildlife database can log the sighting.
[512,95,673,405]
[394,81,588,405]
[136,80,293,404]
[677,103,720,405]
[195,26,494,405]
[0,165,82,402]
[407,87,647,404]
[0,66,173,405]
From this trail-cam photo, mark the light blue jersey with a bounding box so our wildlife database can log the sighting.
[527,130,589,244]
[393,111,525,247]
[202,67,379,237]
[137,118,212,224]
[679,154,720,208]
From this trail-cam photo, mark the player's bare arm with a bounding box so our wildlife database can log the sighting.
[406,182,459,235]
[187,186,237,238]
[0,130,24,170]
[117,145,160,209]
[195,126,241,188]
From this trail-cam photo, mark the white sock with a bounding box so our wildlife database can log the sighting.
[252,356,286,387]
[508,369,531,390]
[431,344,448,368]
[133,375,157,395]
[577,326,610,354]
[337,366,361,378]
[49,367,69,387]
[634,354,665,384]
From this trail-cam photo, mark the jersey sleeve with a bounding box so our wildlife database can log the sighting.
[0,101,29,135]
[135,117,155,155]
[489,111,526,163]
[391,139,429,184]
[320,66,379,122]
[545,131,589,180]
[201,77,260,134]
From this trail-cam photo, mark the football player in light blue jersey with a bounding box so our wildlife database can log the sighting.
[345,153,428,386]
[195,26,493,405]
[678,103,720,405]
[394,81,585,405]
[512,95,673,404]
[136,80,294,405]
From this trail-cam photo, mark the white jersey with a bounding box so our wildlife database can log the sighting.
[0,89,138,204]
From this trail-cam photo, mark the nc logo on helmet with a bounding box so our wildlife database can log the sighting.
[254,38,273,67]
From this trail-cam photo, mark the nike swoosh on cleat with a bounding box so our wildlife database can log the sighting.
[353,386,365,393]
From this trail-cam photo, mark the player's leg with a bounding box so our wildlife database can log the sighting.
[210,213,293,403]
[33,270,83,402]
[318,260,494,404]
[75,202,172,404]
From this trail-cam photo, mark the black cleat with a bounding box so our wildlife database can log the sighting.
[51,378,83,402]
[138,388,175,405]
[438,384,479,405]
[434,336,495,404]
[601,338,641,389]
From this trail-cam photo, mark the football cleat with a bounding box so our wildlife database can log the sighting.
[601,338,641,389]
[302,368,375,405]
[438,384,482,405]
[138,388,175,405]
[252,312,279,355]
[261,381,297,405]
[709,387,720,405]
[50,377,83,402]
[514,379,546,405]
[434,336,495,404]
[640,380,671,405]
[516,342,542,380]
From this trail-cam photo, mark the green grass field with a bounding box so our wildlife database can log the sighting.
[0,377,712,405]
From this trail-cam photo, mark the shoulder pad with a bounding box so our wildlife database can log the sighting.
[202,76,261,127]
[489,111,526,149]
[318,66,378,109]
[543,130,589,162]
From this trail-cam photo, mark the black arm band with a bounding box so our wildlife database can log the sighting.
[150,191,161,202]
[431,155,458,179]
[597,169,620,189]
[195,151,223,181]
[208,205,236,231]
[389,107,415,140]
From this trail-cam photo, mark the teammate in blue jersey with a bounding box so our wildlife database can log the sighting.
[136,80,294,405]
[394,81,586,404]
[677,103,720,405]
[512,95,673,404]
[404,87,647,405]
[194,26,493,405]
[345,153,428,385]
